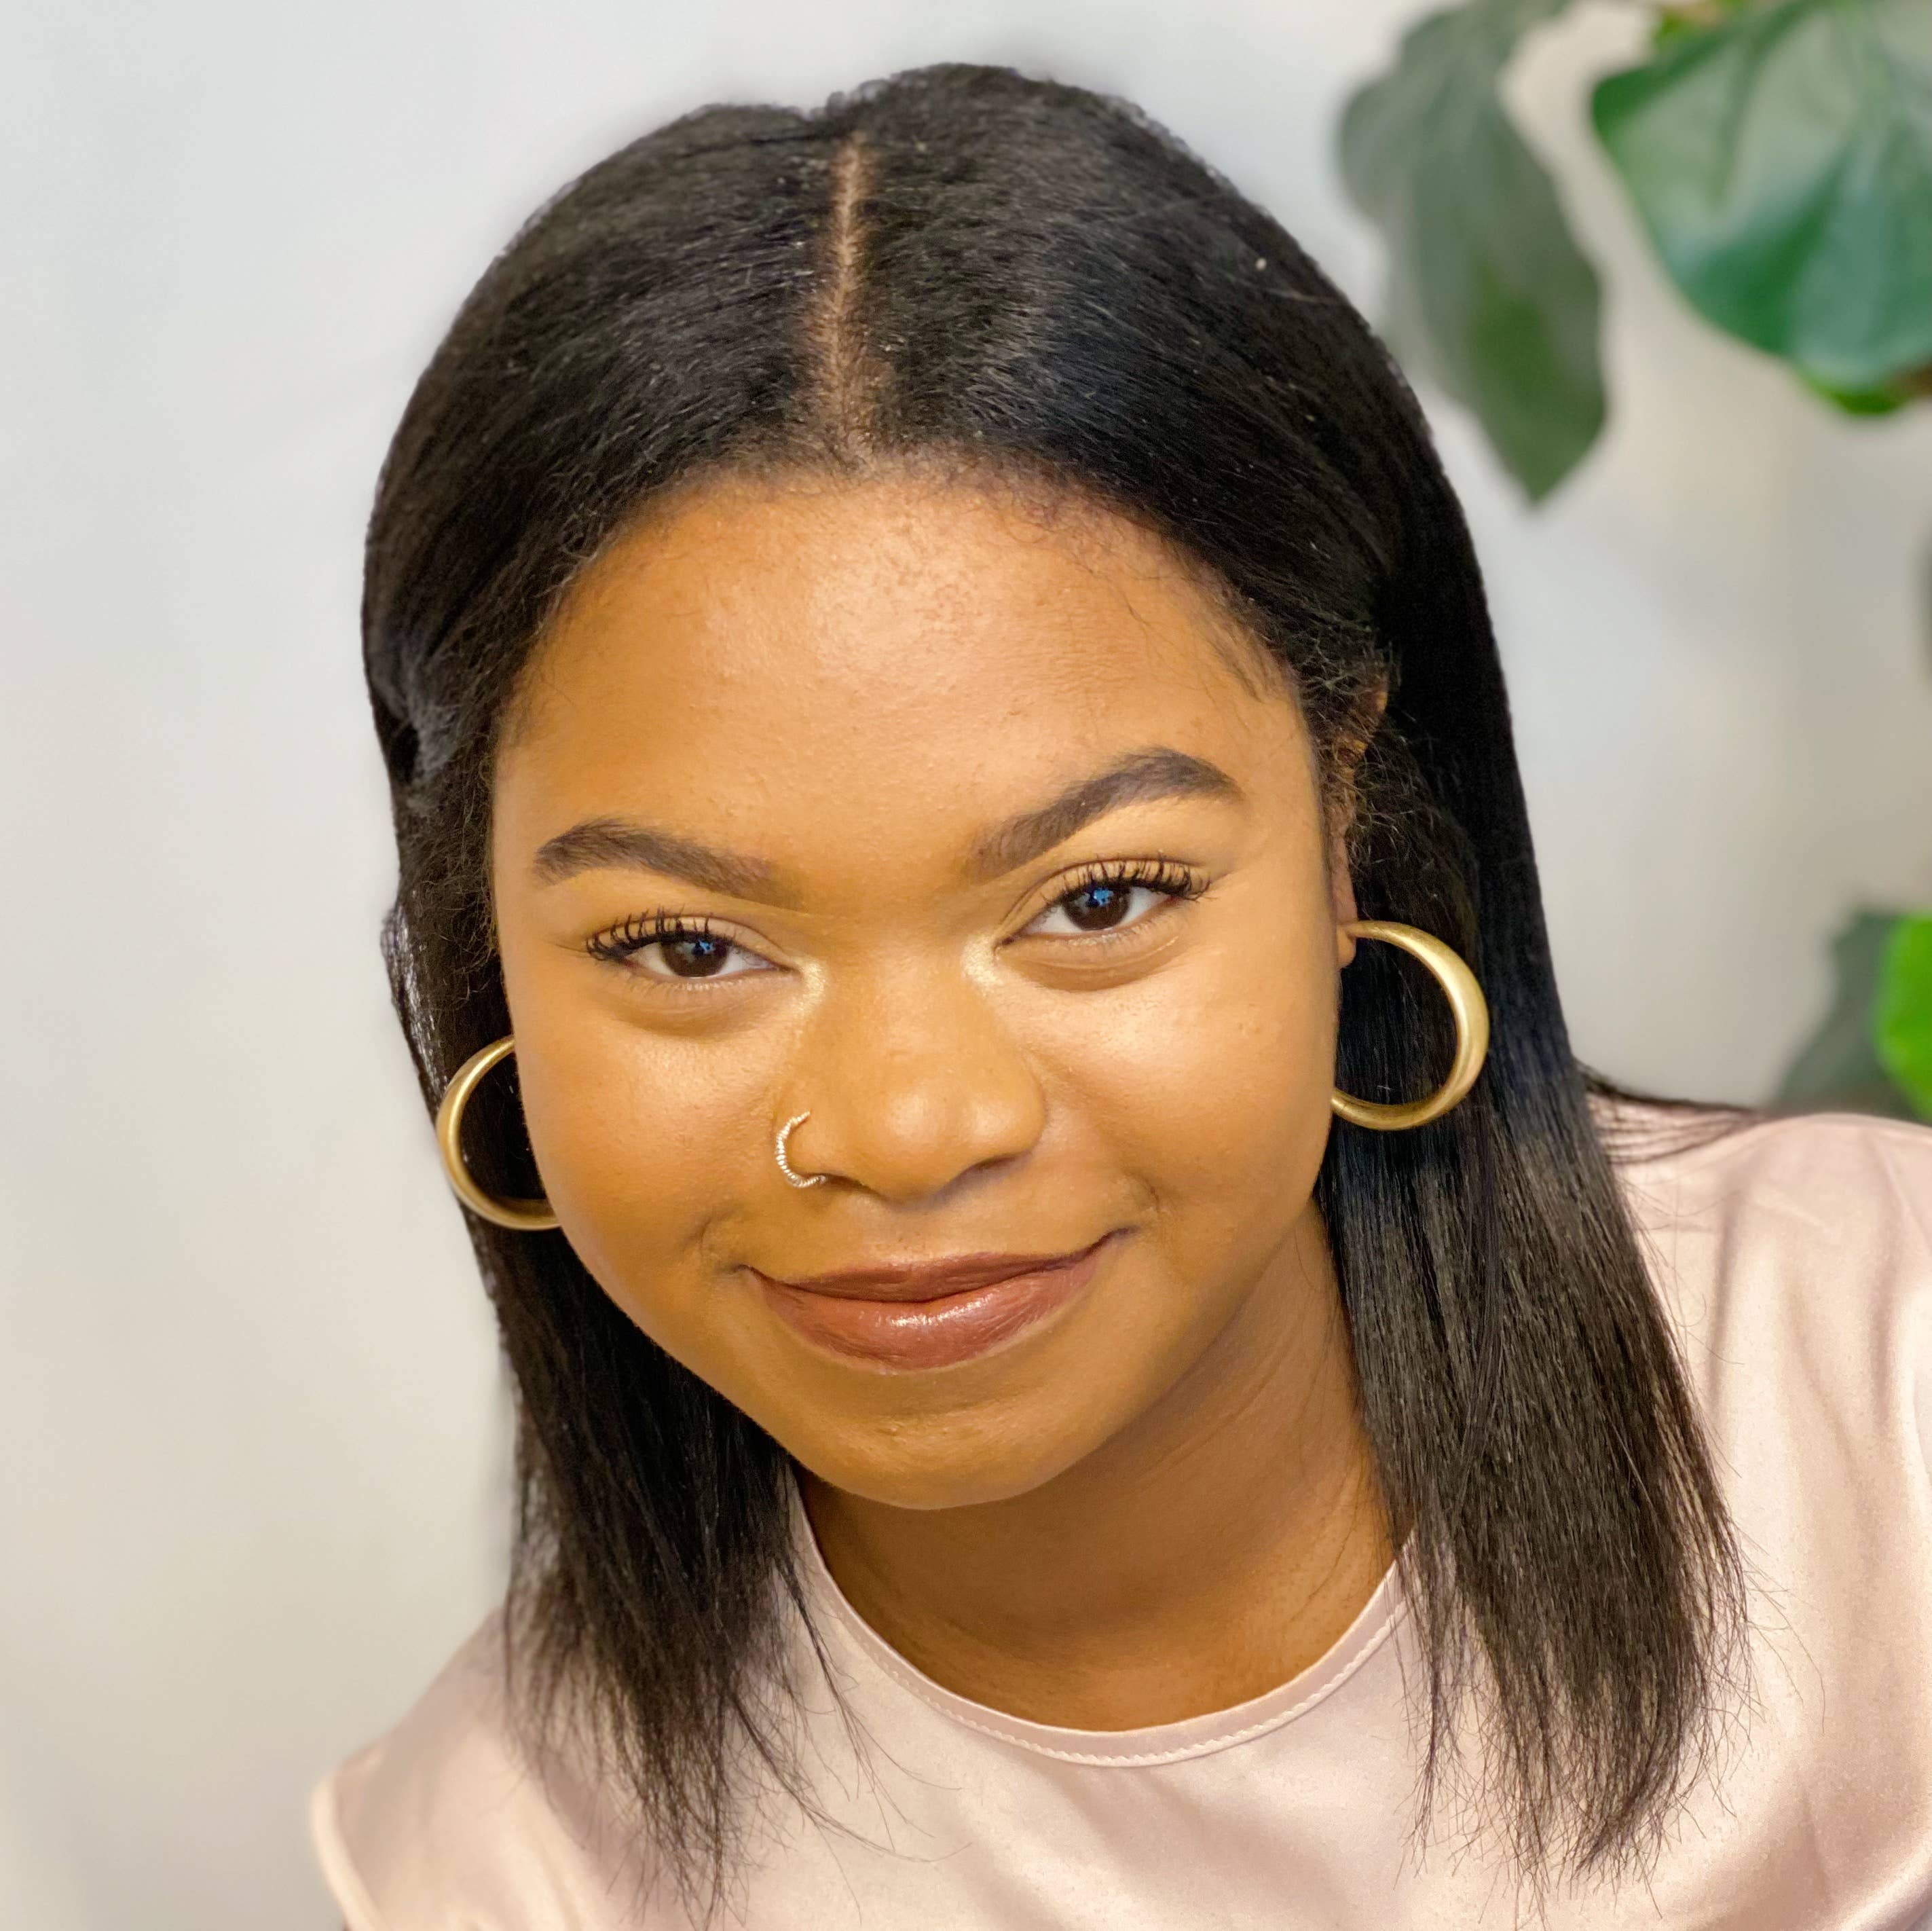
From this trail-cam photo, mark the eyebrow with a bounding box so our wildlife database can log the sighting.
[529,745,1240,897]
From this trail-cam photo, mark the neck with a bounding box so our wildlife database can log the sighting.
[800,1206,1393,1730]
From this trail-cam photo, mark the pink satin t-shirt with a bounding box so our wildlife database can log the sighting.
[312,1106,1932,1927]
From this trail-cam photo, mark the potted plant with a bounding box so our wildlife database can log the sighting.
[1339,0,1932,1120]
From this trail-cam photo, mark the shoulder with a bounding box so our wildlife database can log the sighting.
[1602,1099,1932,1260]
[1599,1099,1932,1475]
[311,1615,662,1930]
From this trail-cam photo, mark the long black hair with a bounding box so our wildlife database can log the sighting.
[363,62,1749,1924]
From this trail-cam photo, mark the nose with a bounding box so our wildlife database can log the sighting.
[781,965,1047,1204]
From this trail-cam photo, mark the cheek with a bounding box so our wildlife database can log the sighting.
[506,976,785,1347]
[1039,917,1339,1228]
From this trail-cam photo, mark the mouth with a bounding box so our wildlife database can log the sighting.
[749,1230,1122,1371]
[762,1236,1114,1302]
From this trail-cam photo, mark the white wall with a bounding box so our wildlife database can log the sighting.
[4,3,1929,1923]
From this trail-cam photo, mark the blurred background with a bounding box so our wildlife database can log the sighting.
[5,0,1929,1921]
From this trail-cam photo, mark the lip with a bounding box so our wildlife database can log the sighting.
[766,1240,1113,1302]
[752,1232,1120,1371]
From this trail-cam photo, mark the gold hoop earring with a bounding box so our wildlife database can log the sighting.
[434,1035,561,1230]
[1331,920,1490,1131]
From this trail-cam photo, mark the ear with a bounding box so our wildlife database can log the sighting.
[1328,679,1388,968]
[1331,849,1360,970]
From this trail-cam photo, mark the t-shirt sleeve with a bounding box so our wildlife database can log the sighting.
[1804,1114,1932,1490]
[307,1619,666,1928]
[1887,1128,1932,1484]
[310,1765,391,1931]
[1620,1105,1932,1518]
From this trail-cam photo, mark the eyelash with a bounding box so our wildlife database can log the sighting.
[1039,858,1207,938]
[582,859,1208,975]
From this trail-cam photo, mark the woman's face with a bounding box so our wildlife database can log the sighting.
[491,468,1360,1510]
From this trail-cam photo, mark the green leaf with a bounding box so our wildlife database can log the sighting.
[1800,371,1911,415]
[1341,0,1605,500]
[1593,0,1932,394]
[1876,914,1932,1119]
[1652,1,1758,50]
[1773,908,1920,1118]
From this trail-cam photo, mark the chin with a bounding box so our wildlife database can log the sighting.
[791,1414,1104,1513]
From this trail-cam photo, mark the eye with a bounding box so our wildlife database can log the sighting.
[586,915,772,980]
[1020,860,1205,940]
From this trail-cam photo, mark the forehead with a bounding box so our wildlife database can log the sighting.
[496,468,1303,838]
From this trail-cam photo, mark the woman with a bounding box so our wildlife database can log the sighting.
[312,63,1932,1929]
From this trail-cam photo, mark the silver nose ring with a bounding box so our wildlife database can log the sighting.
[775,1111,826,1189]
